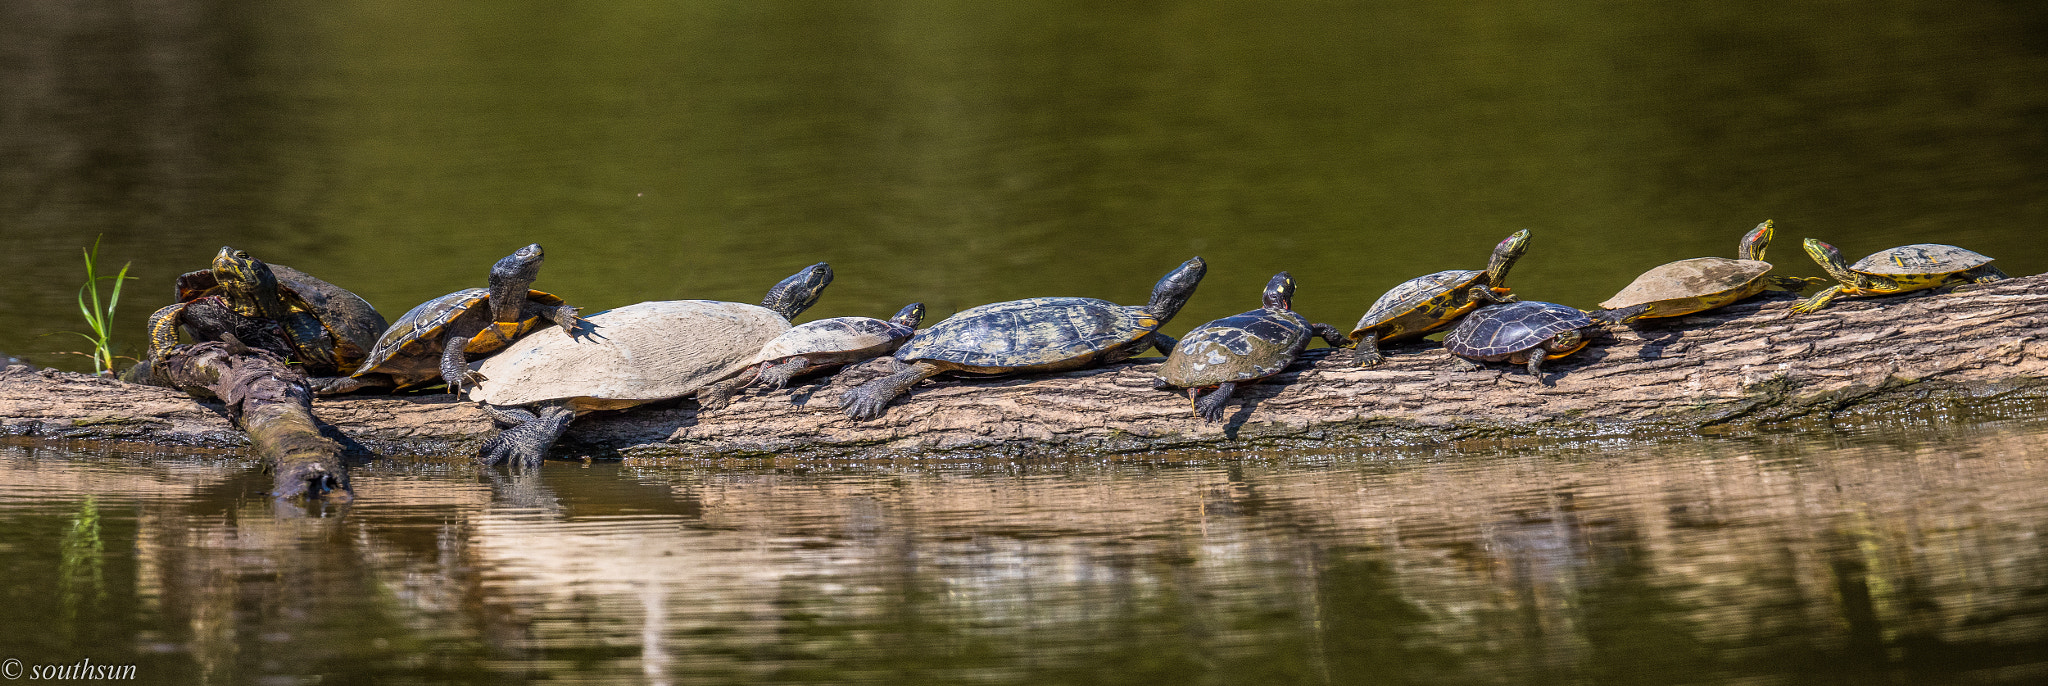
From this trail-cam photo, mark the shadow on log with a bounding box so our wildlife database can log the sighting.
[125,341,350,499]
[4,274,2048,463]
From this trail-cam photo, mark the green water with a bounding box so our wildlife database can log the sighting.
[5,1,2048,682]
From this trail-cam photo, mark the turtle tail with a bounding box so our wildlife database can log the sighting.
[1590,304,1651,325]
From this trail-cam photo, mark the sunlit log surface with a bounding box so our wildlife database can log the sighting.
[3,274,2046,460]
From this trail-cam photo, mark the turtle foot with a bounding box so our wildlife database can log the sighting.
[1352,349,1387,368]
[1193,388,1232,423]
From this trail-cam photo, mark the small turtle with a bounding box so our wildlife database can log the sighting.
[470,263,832,466]
[146,246,388,376]
[714,302,925,400]
[1790,240,2007,314]
[311,244,581,396]
[1443,301,1595,383]
[1349,230,1529,367]
[1152,272,1346,422]
[840,257,1207,420]
[1593,220,1827,324]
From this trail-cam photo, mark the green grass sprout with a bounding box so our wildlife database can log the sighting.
[65,236,137,376]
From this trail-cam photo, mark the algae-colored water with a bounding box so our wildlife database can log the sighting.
[4,1,2048,682]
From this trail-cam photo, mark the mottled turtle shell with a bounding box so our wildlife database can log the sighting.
[175,264,388,371]
[1849,244,1994,277]
[468,300,790,411]
[752,316,915,364]
[896,297,1158,372]
[1444,302,1593,359]
[1157,308,1313,388]
[351,287,569,378]
[1351,269,1485,338]
[1598,258,1774,310]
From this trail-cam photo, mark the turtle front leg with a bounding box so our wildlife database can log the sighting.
[146,302,190,359]
[695,368,758,411]
[477,402,575,468]
[1310,323,1348,350]
[1194,382,1237,423]
[545,304,585,336]
[1352,331,1386,368]
[440,334,486,397]
[1591,304,1651,325]
[1447,356,1484,372]
[1470,285,1516,304]
[1147,332,1179,357]
[842,361,943,420]
[1525,353,1551,386]
[1789,285,1845,314]
[756,358,812,389]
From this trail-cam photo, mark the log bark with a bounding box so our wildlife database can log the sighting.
[5,274,2048,462]
[117,342,351,499]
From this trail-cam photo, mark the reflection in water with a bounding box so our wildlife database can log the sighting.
[4,422,2047,683]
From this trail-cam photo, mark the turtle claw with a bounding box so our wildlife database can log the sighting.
[1352,348,1387,368]
[1194,392,1230,423]
[757,365,797,390]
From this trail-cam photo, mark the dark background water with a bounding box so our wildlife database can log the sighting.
[3,0,2047,369]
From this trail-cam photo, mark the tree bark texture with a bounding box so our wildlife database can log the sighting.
[105,342,351,498]
[4,274,2047,462]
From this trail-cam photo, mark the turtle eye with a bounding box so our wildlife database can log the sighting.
[233,250,249,260]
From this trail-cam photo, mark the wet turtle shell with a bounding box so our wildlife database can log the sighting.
[752,315,917,366]
[896,297,1161,374]
[350,287,570,388]
[1444,301,1593,360]
[468,300,791,412]
[1157,309,1313,388]
[173,262,387,374]
[1849,244,1994,277]
[1598,258,1775,311]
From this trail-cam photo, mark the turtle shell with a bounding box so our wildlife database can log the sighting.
[896,297,1158,372]
[352,287,569,381]
[174,263,388,373]
[1850,244,1994,276]
[752,316,915,364]
[1351,269,1485,338]
[1157,308,1313,388]
[468,300,790,411]
[1444,301,1593,359]
[1598,258,1774,310]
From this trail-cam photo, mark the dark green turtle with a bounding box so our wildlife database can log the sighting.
[840,257,1207,420]
[311,244,581,396]
[1790,240,2006,314]
[146,246,387,376]
[1152,272,1345,422]
[715,302,925,400]
[1443,301,1595,384]
[1349,230,1529,367]
[1593,220,1826,323]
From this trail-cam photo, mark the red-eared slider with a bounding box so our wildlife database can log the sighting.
[840,257,1207,420]
[1349,230,1529,367]
[146,246,387,376]
[1790,240,2006,314]
[1152,272,1345,422]
[311,244,581,397]
[471,263,832,466]
[712,302,925,402]
[1443,301,1594,384]
[1593,220,1827,324]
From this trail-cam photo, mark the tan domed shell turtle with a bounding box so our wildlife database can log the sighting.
[1790,239,2006,313]
[471,263,832,466]
[1593,220,1825,324]
[723,302,924,393]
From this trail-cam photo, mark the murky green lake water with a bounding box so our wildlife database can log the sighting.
[4,1,2048,682]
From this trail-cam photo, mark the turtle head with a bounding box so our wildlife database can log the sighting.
[762,262,833,320]
[1485,230,1531,287]
[212,246,284,318]
[1261,272,1296,310]
[890,302,926,328]
[1145,257,1207,323]
[1739,220,1774,261]
[488,243,546,322]
[1803,238,1865,287]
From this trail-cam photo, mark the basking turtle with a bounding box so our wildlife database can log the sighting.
[840,257,1207,420]
[1349,230,1529,367]
[713,302,925,400]
[146,246,387,376]
[470,263,832,466]
[1443,301,1595,384]
[1790,240,2006,314]
[1152,272,1345,422]
[311,244,581,396]
[1593,220,1826,324]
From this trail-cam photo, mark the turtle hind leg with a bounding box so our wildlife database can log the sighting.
[1789,285,1845,314]
[1947,265,2011,293]
[1193,382,1236,423]
[841,361,942,420]
[1352,331,1387,368]
[1590,304,1651,325]
[1309,323,1348,350]
[756,358,812,389]
[696,367,760,411]
[477,402,575,468]
[1766,276,1829,292]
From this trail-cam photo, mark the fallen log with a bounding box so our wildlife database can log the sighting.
[4,274,2046,461]
[118,341,351,498]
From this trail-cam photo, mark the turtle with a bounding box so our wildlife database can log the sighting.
[1152,272,1346,422]
[146,246,388,376]
[1592,220,1828,324]
[840,257,1207,420]
[310,244,581,396]
[1348,230,1529,368]
[1442,301,1595,384]
[709,302,925,403]
[1790,239,2007,314]
[470,262,833,466]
